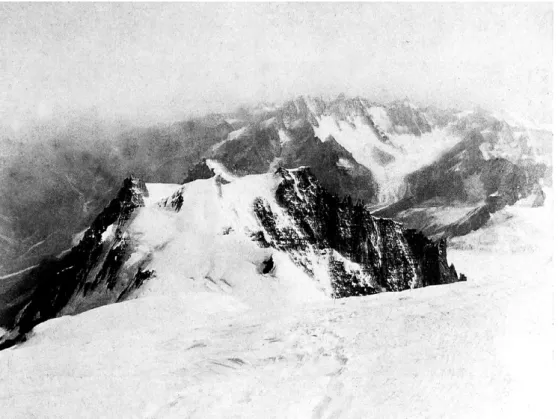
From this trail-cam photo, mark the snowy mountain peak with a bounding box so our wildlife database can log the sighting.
[1,167,465,349]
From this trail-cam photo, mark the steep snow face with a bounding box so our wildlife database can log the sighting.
[0,190,552,419]
[131,172,328,309]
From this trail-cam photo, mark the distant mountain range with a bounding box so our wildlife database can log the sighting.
[0,94,552,330]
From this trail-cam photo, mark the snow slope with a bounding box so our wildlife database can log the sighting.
[126,173,329,310]
[0,184,553,418]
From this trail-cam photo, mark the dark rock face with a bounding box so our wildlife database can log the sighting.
[121,119,233,183]
[182,159,216,184]
[369,196,417,219]
[485,195,507,213]
[479,158,527,206]
[445,206,491,238]
[253,168,465,298]
[404,131,485,203]
[261,256,275,274]
[386,100,432,136]
[404,132,529,206]
[403,229,466,284]
[212,125,281,175]
[279,130,378,202]
[159,188,186,212]
[0,177,152,349]
[196,117,379,202]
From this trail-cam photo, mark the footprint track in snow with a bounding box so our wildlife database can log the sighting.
[275,320,353,418]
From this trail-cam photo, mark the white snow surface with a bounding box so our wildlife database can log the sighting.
[0,179,554,418]
[143,183,182,206]
[278,128,292,145]
[136,172,328,310]
[336,157,353,170]
[100,223,116,242]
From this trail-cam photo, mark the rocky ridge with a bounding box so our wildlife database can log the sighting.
[253,168,465,298]
[1,168,466,349]
[0,177,152,349]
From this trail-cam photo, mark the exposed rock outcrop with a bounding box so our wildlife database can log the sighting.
[403,132,529,206]
[445,206,491,238]
[190,120,379,202]
[0,177,152,349]
[386,99,432,136]
[254,168,465,297]
[182,159,216,184]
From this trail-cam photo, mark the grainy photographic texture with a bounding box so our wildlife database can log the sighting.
[0,3,554,418]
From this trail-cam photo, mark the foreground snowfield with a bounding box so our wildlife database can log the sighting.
[0,191,554,418]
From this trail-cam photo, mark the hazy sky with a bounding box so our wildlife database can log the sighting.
[0,3,553,129]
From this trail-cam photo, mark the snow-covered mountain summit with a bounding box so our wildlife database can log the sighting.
[0,165,465,349]
[0,172,552,419]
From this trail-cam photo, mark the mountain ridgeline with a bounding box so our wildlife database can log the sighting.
[0,95,551,347]
[1,96,551,280]
[254,168,464,297]
[0,177,153,348]
[1,167,465,349]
